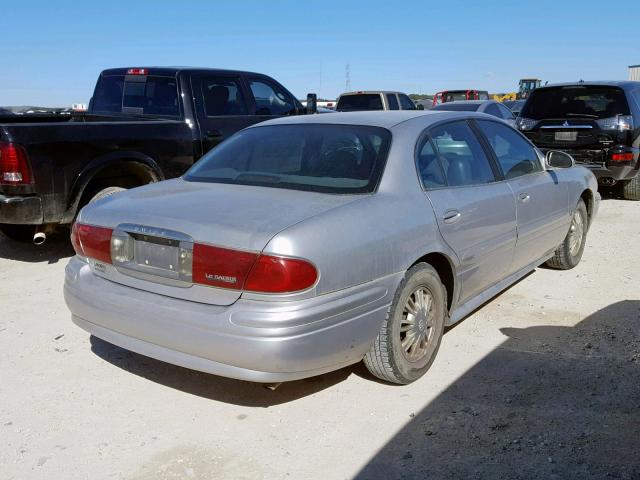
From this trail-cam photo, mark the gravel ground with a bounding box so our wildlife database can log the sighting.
[1,197,639,480]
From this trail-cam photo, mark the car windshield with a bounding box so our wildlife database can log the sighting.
[336,94,383,111]
[184,124,392,194]
[433,103,479,112]
[520,86,630,120]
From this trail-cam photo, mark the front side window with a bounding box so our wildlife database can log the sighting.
[399,94,416,110]
[184,124,391,194]
[428,121,496,186]
[249,79,296,116]
[386,94,399,110]
[476,120,542,179]
[201,76,248,116]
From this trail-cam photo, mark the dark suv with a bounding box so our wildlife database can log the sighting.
[516,81,640,200]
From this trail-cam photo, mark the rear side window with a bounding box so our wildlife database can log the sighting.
[399,94,416,110]
[200,76,248,116]
[428,121,496,186]
[484,103,502,118]
[185,124,391,194]
[249,79,297,116]
[337,94,383,111]
[92,75,179,117]
[521,86,630,119]
[416,138,446,188]
[497,103,515,120]
[386,94,399,110]
[476,120,542,179]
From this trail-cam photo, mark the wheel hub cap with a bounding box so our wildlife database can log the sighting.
[568,210,584,257]
[400,287,435,363]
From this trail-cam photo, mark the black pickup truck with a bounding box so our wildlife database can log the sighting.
[0,67,316,242]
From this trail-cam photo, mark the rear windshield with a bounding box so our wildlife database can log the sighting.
[443,91,469,102]
[91,74,180,117]
[336,94,383,111]
[521,86,630,120]
[184,124,391,194]
[433,103,479,112]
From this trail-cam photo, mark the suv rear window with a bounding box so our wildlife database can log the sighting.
[184,124,391,194]
[521,85,630,120]
[92,75,180,117]
[337,94,383,111]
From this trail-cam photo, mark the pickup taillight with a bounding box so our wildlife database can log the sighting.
[0,142,32,185]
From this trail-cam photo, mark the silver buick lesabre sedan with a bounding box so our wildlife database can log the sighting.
[64,111,599,384]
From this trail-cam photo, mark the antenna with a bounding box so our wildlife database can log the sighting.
[345,63,351,91]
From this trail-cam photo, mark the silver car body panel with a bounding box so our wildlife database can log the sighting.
[66,110,600,382]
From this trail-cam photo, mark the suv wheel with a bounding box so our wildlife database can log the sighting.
[622,175,640,201]
[364,263,447,384]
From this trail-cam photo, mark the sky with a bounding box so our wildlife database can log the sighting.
[1,0,639,107]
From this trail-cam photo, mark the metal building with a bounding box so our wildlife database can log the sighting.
[630,65,640,81]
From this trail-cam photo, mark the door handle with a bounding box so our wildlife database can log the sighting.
[206,129,223,139]
[519,193,531,203]
[443,210,461,224]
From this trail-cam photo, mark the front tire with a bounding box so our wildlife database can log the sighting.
[545,199,588,270]
[364,263,447,384]
[622,175,640,201]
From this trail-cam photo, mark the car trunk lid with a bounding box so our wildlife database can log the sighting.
[79,178,361,305]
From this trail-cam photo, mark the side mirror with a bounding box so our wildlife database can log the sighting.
[306,93,318,114]
[546,150,574,169]
[416,104,425,110]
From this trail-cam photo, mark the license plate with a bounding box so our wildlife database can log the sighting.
[134,238,180,271]
[555,131,577,141]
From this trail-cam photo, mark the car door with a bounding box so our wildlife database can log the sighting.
[474,119,570,272]
[191,74,255,154]
[419,120,517,304]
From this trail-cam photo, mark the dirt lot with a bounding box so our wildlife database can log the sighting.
[1,197,639,480]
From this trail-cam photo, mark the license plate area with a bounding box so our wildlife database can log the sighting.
[111,224,194,287]
[555,131,577,141]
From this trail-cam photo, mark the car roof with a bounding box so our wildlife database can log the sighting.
[247,110,487,129]
[339,91,408,96]
[100,67,266,77]
[539,80,640,90]
[437,100,493,106]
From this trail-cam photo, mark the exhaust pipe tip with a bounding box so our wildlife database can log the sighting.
[33,232,46,245]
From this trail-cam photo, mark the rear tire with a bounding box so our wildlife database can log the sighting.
[364,263,447,384]
[622,175,640,201]
[545,199,588,270]
[0,224,37,242]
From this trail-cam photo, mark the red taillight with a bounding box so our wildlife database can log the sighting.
[192,243,318,293]
[193,243,257,290]
[611,152,634,162]
[126,68,148,75]
[245,255,317,293]
[71,223,113,264]
[0,142,32,185]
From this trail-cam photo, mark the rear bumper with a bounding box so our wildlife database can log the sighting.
[64,257,401,382]
[0,194,43,224]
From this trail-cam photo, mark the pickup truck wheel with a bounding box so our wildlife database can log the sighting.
[622,175,640,201]
[364,263,446,384]
[0,224,36,242]
[545,199,588,270]
[88,186,126,204]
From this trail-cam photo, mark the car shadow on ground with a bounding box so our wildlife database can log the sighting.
[90,335,372,407]
[355,300,640,480]
[0,232,74,263]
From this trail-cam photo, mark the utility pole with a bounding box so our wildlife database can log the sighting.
[345,63,351,92]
